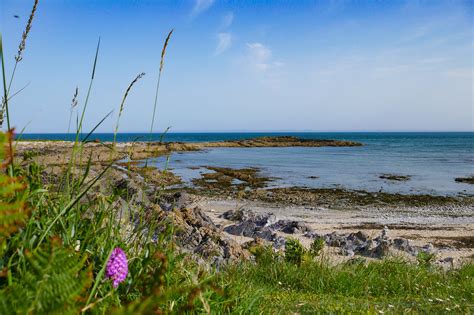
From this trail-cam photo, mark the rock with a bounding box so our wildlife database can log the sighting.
[221,208,256,222]
[454,176,474,184]
[221,208,278,228]
[325,232,346,247]
[422,243,436,254]
[393,238,408,249]
[371,242,391,258]
[169,206,249,262]
[440,257,454,265]
[381,226,389,239]
[379,174,411,181]
[342,248,355,257]
[393,238,412,252]
[223,221,257,237]
[304,231,322,239]
[223,221,275,241]
[270,220,312,234]
[273,236,286,249]
[174,191,194,208]
[254,227,276,241]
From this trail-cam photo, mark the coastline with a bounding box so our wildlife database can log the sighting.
[15,136,474,266]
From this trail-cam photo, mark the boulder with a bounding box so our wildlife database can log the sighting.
[270,220,312,234]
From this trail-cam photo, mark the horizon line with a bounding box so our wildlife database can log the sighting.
[19,130,474,134]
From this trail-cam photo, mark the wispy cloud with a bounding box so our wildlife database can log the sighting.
[220,12,234,29]
[244,42,284,88]
[191,0,215,17]
[246,43,283,72]
[215,32,232,55]
[214,12,234,55]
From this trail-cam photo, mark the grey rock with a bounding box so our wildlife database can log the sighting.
[273,236,287,249]
[270,220,312,234]
[224,221,257,237]
[342,248,355,257]
[422,243,436,254]
[304,231,323,239]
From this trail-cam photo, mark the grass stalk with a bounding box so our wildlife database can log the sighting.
[145,29,173,167]
[113,72,145,146]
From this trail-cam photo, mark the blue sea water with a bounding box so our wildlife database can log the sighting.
[21,132,474,195]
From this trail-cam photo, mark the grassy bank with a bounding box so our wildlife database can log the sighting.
[213,249,473,313]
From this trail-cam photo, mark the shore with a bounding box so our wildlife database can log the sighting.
[15,137,474,266]
[197,196,473,264]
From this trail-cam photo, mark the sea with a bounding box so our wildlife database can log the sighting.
[20,132,474,196]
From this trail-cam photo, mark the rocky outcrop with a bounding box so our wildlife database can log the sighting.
[171,206,249,262]
[379,174,411,181]
[455,176,474,184]
[202,136,362,148]
[220,208,439,260]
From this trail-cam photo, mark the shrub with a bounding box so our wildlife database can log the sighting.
[310,238,325,257]
[285,238,305,265]
[416,251,436,267]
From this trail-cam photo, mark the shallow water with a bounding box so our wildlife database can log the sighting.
[23,132,474,195]
[142,132,473,196]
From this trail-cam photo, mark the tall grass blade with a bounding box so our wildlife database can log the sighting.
[113,72,145,145]
[1,0,39,129]
[67,87,79,134]
[148,29,173,141]
[0,35,14,173]
[76,38,100,141]
[0,34,11,132]
[145,29,173,167]
[82,110,113,143]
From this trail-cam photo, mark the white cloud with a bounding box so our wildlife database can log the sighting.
[246,43,283,72]
[220,12,234,29]
[215,33,232,55]
[191,0,215,17]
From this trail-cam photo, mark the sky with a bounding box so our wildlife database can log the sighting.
[0,0,473,133]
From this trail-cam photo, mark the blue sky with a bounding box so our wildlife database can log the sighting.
[1,0,472,132]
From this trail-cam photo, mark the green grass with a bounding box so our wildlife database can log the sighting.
[212,249,474,313]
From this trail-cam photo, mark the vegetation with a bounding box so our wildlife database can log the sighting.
[215,249,474,313]
[0,1,472,314]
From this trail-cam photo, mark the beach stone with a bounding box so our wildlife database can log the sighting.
[393,238,411,252]
[273,236,287,249]
[381,226,389,239]
[440,257,454,266]
[254,227,276,241]
[221,208,257,222]
[325,232,346,247]
[223,221,257,237]
[220,208,277,227]
[304,231,323,239]
[270,220,312,234]
[341,248,355,257]
[422,243,436,254]
[371,241,391,258]
[173,191,194,208]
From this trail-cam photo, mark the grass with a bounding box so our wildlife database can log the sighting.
[0,1,473,314]
[212,249,474,313]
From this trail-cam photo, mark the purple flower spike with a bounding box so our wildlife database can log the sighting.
[106,247,128,288]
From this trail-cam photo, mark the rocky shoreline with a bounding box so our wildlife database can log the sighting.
[15,136,361,165]
[14,137,474,268]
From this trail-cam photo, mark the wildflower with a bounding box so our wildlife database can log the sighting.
[106,247,128,288]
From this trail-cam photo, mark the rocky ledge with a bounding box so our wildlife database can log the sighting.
[218,208,465,267]
[201,136,362,148]
[15,136,362,166]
